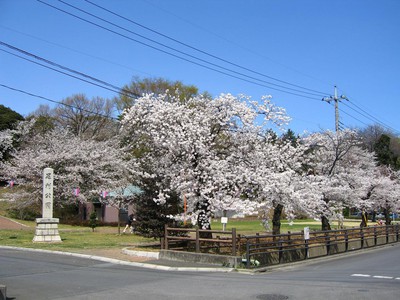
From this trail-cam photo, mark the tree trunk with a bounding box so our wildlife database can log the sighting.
[360,211,368,228]
[321,216,331,231]
[383,207,391,225]
[196,199,212,239]
[272,204,283,236]
[371,211,376,222]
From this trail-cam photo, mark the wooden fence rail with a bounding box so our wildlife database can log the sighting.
[164,224,400,268]
[164,226,237,256]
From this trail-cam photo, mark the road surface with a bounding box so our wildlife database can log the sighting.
[1,244,399,299]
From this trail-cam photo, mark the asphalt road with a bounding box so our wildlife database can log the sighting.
[1,244,400,300]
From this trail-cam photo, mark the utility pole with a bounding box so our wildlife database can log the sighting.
[322,85,348,132]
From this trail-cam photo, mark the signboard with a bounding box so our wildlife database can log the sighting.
[304,226,310,240]
[221,217,228,224]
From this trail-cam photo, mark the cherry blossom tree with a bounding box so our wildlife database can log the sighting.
[1,128,134,217]
[302,130,378,230]
[120,93,290,231]
[0,120,33,162]
[368,166,400,225]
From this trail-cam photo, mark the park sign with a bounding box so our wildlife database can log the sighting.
[304,226,310,240]
[42,168,54,218]
[32,168,62,243]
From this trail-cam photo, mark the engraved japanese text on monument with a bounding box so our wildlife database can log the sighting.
[42,168,53,218]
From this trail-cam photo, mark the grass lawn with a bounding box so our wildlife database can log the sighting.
[0,220,156,252]
[211,217,363,235]
[0,213,368,252]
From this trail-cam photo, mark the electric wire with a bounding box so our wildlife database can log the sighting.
[0,41,139,99]
[346,101,397,131]
[337,86,399,134]
[81,0,399,133]
[82,0,329,96]
[3,2,395,132]
[0,83,119,121]
[36,0,325,100]
[341,101,399,134]
[0,47,139,100]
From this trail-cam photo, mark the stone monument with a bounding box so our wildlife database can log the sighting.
[33,168,62,242]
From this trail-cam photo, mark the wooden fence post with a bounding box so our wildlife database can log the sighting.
[278,239,283,263]
[304,239,309,260]
[195,227,200,253]
[246,239,251,269]
[164,224,168,250]
[232,228,237,256]
[360,228,364,249]
[325,232,331,255]
[386,225,389,244]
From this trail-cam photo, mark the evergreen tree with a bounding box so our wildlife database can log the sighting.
[0,104,24,131]
[133,178,182,239]
[374,134,396,168]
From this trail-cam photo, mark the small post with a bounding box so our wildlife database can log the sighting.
[221,216,228,231]
[345,229,349,252]
[231,228,237,256]
[304,227,310,259]
[164,224,168,250]
[386,225,389,244]
[246,239,251,269]
[325,232,331,255]
[360,228,364,249]
[195,227,200,253]
[278,239,284,263]
[304,239,309,259]
[374,226,377,246]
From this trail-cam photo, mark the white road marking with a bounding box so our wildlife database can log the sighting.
[351,274,398,280]
[351,274,371,277]
[373,275,394,279]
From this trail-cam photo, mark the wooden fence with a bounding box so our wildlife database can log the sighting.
[164,226,238,256]
[243,224,400,268]
[164,224,400,268]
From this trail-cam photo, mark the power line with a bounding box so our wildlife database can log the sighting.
[35,0,325,100]
[0,41,140,99]
[338,107,371,128]
[336,86,400,135]
[82,0,329,96]
[341,101,399,134]
[0,83,119,120]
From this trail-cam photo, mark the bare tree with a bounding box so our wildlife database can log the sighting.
[54,94,117,140]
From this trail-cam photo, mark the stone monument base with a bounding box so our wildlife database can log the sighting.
[33,218,62,243]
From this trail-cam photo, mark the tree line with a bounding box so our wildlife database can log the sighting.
[1,77,400,238]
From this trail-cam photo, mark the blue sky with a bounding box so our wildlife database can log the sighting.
[1,0,399,135]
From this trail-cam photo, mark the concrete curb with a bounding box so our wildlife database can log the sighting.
[122,247,160,259]
[0,246,235,273]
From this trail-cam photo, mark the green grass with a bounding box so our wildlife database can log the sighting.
[212,218,323,235]
[211,218,364,235]
[0,216,364,252]
[0,224,155,252]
